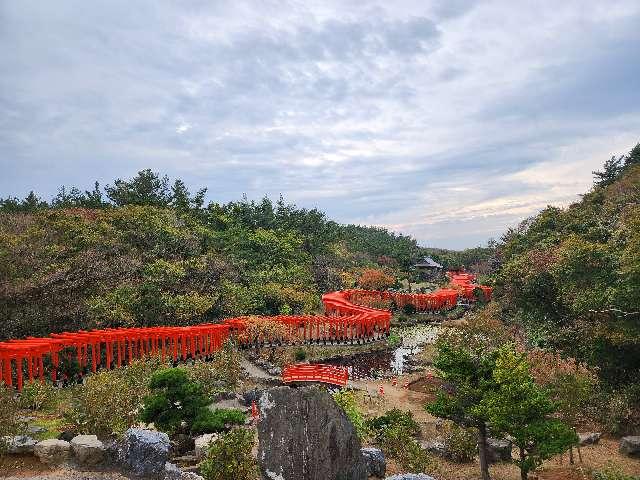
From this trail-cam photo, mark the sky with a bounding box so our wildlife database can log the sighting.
[1,1,639,249]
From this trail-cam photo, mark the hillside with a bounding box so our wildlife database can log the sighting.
[0,171,423,340]
[494,144,640,386]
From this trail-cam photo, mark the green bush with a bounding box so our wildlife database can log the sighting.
[366,408,420,439]
[596,385,640,435]
[140,368,208,434]
[0,386,26,454]
[402,304,417,315]
[332,390,367,438]
[19,380,60,411]
[377,424,432,472]
[66,357,164,435]
[185,342,242,401]
[442,423,477,462]
[294,348,307,361]
[191,408,246,435]
[592,463,640,480]
[387,331,402,348]
[200,428,257,480]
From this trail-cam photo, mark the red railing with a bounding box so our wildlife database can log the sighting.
[0,271,490,390]
[282,363,349,387]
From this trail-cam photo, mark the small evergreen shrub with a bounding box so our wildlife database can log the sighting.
[140,368,208,434]
[592,463,640,480]
[200,429,257,480]
[366,408,420,439]
[191,408,246,435]
[294,348,307,361]
[402,304,417,315]
[377,423,432,472]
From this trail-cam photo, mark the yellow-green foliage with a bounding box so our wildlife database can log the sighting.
[200,429,257,480]
[0,386,25,453]
[66,357,166,435]
[18,380,60,411]
[332,389,367,439]
[184,341,242,400]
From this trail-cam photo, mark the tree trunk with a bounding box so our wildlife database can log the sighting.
[569,446,574,464]
[577,445,583,463]
[519,446,528,480]
[477,423,491,480]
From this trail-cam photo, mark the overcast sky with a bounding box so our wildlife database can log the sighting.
[1,1,639,249]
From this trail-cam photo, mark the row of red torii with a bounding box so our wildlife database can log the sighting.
[0,271,491,390]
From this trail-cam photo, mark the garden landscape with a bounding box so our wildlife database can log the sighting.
[1,2,640,480]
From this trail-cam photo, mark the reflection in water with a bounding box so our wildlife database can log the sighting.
[314,345,422,380]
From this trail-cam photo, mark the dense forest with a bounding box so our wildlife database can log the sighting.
[0,170,428,340]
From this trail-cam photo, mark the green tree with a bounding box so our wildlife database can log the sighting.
[479,347,577,480]
[105,169,171,206]
[426,342,499,480]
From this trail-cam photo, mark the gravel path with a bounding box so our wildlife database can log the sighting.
[4,467,135,480]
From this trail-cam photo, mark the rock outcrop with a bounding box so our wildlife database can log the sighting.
[194,433,218,460]
[619,436,640,457]
[578,432,601,446]
[118,428,171,476]
[385,475,437,480]
[70,434,105,466]
[257,386,368,480]
[34,439,71,465]
[362,447,386,478]
[5,435,37,454]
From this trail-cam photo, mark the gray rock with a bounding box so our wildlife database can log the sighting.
[5,435,38,454]
[70,434,105,466]
[118,428,171,476]
[362,447,386,478]
[34,439,71,465]
[27,425,47,435]
[58,431,75,442]
[385,475,436,480]
[163,462,206,480]
[578,432,601,446]
[194,433,218,460]
[619,436,640,457]
[267,366,282,376]
[485,437,512,463]
[257,386,368,480]
[420,440,447,458]
[241,389,262,407]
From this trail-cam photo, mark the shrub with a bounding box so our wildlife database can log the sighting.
[140,368,209,434]
[19,380,60,411]
[592,463,640,480]
[0,386,26,454]
[402,303,417,315]
[185,341,242,400]
[442,423,477,462]
[387,332,402,348]
[238,317,299,346]
[596,384,640,435]
[294,348,307,361]
[358,268,395,291]
[332,390,367,438]
[200,428,257,480]
[366,408,420,439]
[377,424,432,472]
[67,357,164,435]
[191,408,246,435]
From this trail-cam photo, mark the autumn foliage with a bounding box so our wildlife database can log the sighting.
[358,268,395,291]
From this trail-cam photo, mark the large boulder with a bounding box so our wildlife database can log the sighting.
[362,447,386,478]
[34,439,71,465]
[619,436,640,457]
[70,434,105,466]
[119,428,171,476]
[485,438,512,463]
[420,440,447,458]
[163,462,205,480]
[578,432,601,446]
[385,475,436,480]
[5,435,38,454]
[194,433,218,460]
[257,386,368,480]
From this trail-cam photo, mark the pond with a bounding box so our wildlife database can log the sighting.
[312,324,438,380]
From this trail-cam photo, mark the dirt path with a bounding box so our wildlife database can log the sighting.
[354,374,640,480]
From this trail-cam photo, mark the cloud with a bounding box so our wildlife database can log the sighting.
[1,0,639,248]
